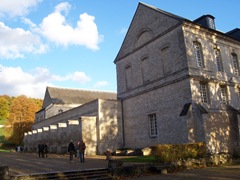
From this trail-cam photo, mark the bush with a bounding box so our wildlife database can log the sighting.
[152,142,206,163]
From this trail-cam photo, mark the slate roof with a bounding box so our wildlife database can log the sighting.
[45,86,117,106]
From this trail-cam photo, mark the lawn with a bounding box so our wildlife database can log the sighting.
[0,148,10,152]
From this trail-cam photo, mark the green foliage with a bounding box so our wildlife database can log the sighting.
[152,142,206,163]
[122,156,156,163]
[0,148,11,152]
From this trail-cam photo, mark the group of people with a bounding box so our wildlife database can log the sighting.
[37,139,86,162]
[37,141,48,158]
[68,139,86,163]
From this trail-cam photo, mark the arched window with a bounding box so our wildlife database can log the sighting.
[125,65,132,89]
[161,45,171,75]
[141,57,149,83]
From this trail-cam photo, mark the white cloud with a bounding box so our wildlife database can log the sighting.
[94,81,109,88]
[38,2,103,50]
[0,2,103,59]
[69,71,91,84]
[21,17,37,28]
[0,66,50,98]
[0,65,92,98]
[0,0,42,17]
[0,22,48,59]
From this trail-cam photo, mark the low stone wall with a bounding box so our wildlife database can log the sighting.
[0,166,9,180]
[108,153,233,177]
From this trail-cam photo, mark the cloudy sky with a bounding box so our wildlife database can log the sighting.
[0,0,238,98]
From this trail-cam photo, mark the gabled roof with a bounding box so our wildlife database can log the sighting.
[114,2,240,63]
[42,86,116,108]
[114,2,185,63]
[139,2,185,21]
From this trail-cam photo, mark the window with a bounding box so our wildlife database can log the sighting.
[232,53,239,75]
[125,65,132,89]
[161,46,171,75]
[148,113,158,137]
[238,88,240,99]
[141,57,149,83]
[214,49,223,72]
[200,82,208,103]
[220,86,227,104]
[238,115,240,146]
[193,42,204,67]
[208,17,215,29]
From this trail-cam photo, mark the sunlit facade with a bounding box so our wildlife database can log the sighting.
[115,3,240,154]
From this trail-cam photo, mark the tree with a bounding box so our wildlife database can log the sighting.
[0,97,10,123]
[4,95,42,145]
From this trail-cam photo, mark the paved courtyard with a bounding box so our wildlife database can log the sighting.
[1,152,240,179]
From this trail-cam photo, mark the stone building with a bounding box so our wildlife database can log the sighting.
[24,86,123,155]
[24,2,240,155]
[114,3,240,154]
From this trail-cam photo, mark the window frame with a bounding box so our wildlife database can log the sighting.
[220,85,228,104]
[200,82,209,103]
[214,48,223,72]
[193,41,204,68]
[148,113,158,137]
[232,53,239,75]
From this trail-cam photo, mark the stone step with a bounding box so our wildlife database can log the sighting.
[10,168,112,180]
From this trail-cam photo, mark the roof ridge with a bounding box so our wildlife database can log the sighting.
[47,86,116,94]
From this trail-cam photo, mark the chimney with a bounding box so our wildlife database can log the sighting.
[193,14,216,30]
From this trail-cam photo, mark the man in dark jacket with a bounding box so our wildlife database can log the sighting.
[37,141,44,158]
[68,140,75,162]
[78,139,86,163]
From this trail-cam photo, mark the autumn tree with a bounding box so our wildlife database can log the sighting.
[0,96,10,123]
[4,95,42,145]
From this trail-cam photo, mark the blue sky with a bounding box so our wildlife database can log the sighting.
[0,0,238,99]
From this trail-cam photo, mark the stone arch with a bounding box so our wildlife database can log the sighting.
[134,28,153,48]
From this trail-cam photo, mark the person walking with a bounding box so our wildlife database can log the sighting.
[37,141,44,158]
[68,140,75,162]
[78,139,86,163]
[43,143,48,157]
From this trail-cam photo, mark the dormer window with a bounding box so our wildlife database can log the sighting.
[208,17,215,29]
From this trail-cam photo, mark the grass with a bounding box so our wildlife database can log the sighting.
[0,148,10,152]
[121,156,156,163]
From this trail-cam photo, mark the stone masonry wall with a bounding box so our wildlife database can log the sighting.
[122,78,192,149]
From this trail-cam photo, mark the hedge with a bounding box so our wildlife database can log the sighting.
[151,142,206,163]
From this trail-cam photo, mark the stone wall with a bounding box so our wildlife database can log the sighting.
[24,99,122,155]
[121,79,192,149]
[115,4,240,153]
